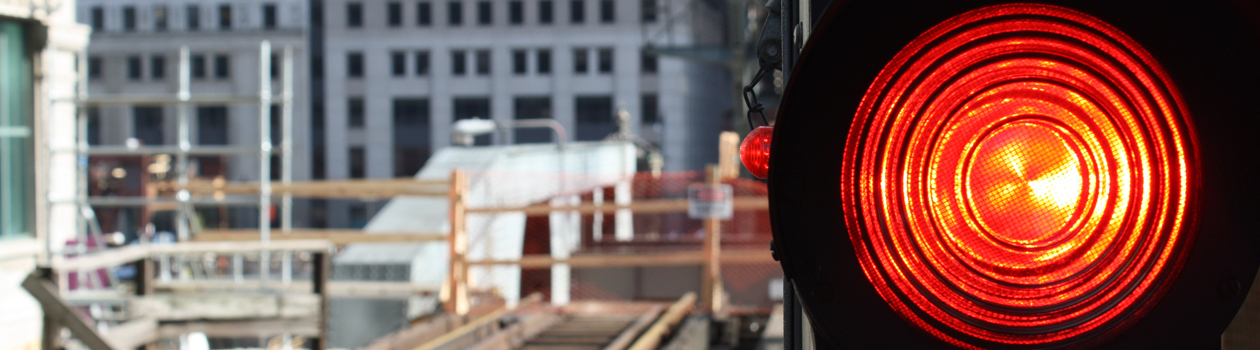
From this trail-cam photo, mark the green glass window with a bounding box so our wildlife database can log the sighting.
[0,20,32,238]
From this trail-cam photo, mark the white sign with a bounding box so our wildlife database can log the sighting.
[688,184,734,219]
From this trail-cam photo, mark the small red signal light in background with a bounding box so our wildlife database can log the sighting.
[740,126,773,179]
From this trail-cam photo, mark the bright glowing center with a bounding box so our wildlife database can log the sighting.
[967,122,1084,246]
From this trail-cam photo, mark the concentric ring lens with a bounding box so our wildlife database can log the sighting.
[841,3,1198,348]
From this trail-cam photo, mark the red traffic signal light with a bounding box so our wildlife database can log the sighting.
[769,1,1260,348]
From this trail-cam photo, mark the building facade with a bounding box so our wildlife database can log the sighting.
[77,0,312,229]
[315,0,730,227]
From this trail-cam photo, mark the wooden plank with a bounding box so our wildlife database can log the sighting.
[104,317,157,350]
[50,244,150,271]
[156,318,321,338]
[465,197,769,216]
[158,178,449,198]
[702,165,724,313]
[602,305,666,350]
[446,169,470,315]
[152,280,441,297]
[194,229,447,244]
[465,313,564,350]
[21,272,113,350]
[147,240,333,255]
[627,293,696,350]
[467,249,774,269]
[130,293,321,321]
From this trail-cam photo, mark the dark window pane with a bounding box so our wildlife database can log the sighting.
[91,6,104,31]
[475,50,490,75]
[87,108,101,145]
[263,4,277,29]
[393,98,431,176]
[512,50,527,75]
[133,106,164,145]
[448,1,463,26]
[219,4,232,29]
[349,204,367,227]
[312,147,325,179]
[575,96,612,141]
[151,55,165,80]
[312,56,324,79]
[392,51,406,76]
[415,51,430,75]
[641,94,659,124]
[127,56,142,80]
[214,54,230,78]
[349,147,366,178]
[599,0,613,23]
[569,0,584,23]
[452,50,466,75]
[514,97,552,143]
[454,98,491,145]
[348,98,365,127]
[270,104,282,142]
[417,2,432,26]
[270,53,279,78]
[537,49,551,74]
[187,5,200,30]
[88,56,103,79]
[509,1,523,24]
[312,2,324,26]
[597,47,612,73]
[191,54,206,78]
[155,5,169,31]
[641,50,657,73]
[347,52,364,78]
[641,0,656,22]
[573,48,587,73]
[477,1,492,25]
[123,6,136,31]
[197,106,229,145]
[388,2,403,26]
[539,0,553,24]
[347,2,363,27]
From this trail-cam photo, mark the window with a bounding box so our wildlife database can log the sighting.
[573,48,588,73]
[127,56,143,80]
[575,96,613,141]
[417,2,432,26]
[348,98,365,127]
[475,50,490,75]
[641,94,659,124]
[90,6,104,31]
[477,1,492,25]
[154,5,169,31]
[0,21,32,237]
[388,2,403,27]
[537,49,551,74]
[415,51,430,75]
[151,55,165,80]
[191,54,207,78]
[570,0,584,23]
[347,52,364,78]
[88,56,102,79]
[187,5,201,30]
[312,56,324,79]
[219,4,232,30]
[599,0,614,23]
[348,203,367,228]
[452,50,466,75]
[641,50,658,73]
[123,6,137,31]
[514,97,553,143]
[87,107,101,145]
[263,4,277,29]
[509,1,523,24]
[641,0,657,22]
[454,98,492,145]
[539,0,553,24]
[347,2,363,28]
[270,53,280,78]
[349,147,366,178]
[597,47,612,73]
[391,51,406,76]
[214,54,230,78]
[312,146,326,179]
[134,106,164,145]
[448,1,463,26]
[197,106,229,145]
[393,98,431,176]
[512,50,527,75]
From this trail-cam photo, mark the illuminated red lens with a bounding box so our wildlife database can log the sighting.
[740,126,773,179]
[842,4,1197,348]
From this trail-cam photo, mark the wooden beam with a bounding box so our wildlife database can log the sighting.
[152,280,441,297]
[131,293,321,321]
[194,229,447,244]
[465,313,563,350]
[156,319,321,338]
[603,305,666,350]
[158,178,450,198]
[702,165,725,313]
[22,271,113,350]
[446,169,470,315]
[104,317,158,350]
[628,293,696,350]
[50,240,334,272]
[465,197,768,215]
[50,244,150,271]
[466,249,774,269]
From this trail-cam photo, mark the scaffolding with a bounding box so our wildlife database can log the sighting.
[51,41,295,283]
